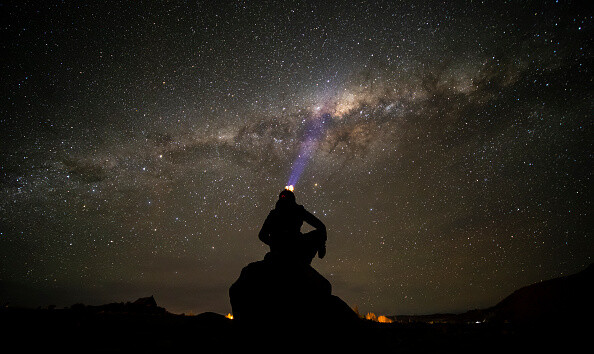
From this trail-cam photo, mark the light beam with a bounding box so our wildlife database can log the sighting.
[287,113,331,187]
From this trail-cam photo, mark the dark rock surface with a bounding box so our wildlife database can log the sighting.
[229,255,360,330]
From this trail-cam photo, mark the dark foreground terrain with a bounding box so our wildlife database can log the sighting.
[2,264,591,353]
[1,305,587,353]
[1,298,587,353]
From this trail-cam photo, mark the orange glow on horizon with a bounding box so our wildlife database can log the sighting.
[365,312,394,323]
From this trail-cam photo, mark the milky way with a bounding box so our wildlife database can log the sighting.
[1,1,591,315]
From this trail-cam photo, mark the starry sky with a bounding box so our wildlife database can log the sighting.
[1,0,591,316]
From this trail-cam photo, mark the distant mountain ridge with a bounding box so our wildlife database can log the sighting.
[394,264,593,326]
[69,295,168,314]
[488,263,593,324]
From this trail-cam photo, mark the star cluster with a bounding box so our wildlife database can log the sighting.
[1,0,591,315]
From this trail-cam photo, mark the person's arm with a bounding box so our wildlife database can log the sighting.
[303,209,327,240]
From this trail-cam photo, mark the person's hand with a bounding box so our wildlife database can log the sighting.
[318,242,326,259]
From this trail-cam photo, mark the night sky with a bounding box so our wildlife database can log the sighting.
[1,1,591,316]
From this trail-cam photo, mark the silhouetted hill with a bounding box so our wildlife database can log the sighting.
[489,264,593,325]
[392,264,593,327]
[70,295,168,315]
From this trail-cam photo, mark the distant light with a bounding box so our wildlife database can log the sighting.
[285,185,294,192]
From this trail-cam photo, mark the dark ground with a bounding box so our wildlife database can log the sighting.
[1,305,586,353]
[3,265,591,353]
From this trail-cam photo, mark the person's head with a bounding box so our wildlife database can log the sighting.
[279,188,296,202]
[276,188,296,209]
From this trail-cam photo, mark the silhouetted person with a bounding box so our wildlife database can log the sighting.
[258,189,326,265]
[229,188,360,330]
